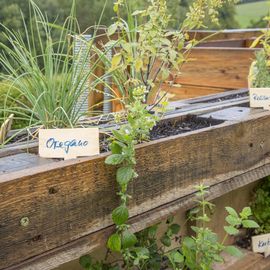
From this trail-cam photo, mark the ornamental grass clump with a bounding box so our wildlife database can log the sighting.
[0,0,109,133]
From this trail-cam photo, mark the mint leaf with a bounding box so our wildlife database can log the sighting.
[105,154,124,165]
[240,207,252,219]
[224,246,243,258]
[107,233,121,252]
[224,226,239,236]
[170,224,181,235]
[79,255,92,268]
[122,230,137,248]
[116,166,134,186]
[110,142,122,154]
[112,205,129,225]
[171,250,184,263]
[226,215,241,226]
[161,235,171,247]
[242,220,260,228]
[225,207,239,218]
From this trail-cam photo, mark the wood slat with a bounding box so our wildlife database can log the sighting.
[188,29,263,42]
[1,110,270,269]
[7,159,270,270]
[175,48,257,89]
[0,153,57,174]
[162,84,229,100]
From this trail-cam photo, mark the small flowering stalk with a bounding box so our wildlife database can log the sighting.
[105,85,157,264]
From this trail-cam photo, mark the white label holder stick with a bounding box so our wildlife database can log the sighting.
[39,128,100,160]
[249,88,270,110]
[252,233,270,258]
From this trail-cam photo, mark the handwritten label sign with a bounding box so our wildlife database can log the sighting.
[39,128,99,160]
[252,233,270,257]
[250,88,270,110]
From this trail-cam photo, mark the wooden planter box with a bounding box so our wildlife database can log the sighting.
[1,90,270,270]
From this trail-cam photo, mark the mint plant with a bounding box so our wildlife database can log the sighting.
[80,184,259,270]
[171,184,259,270]
[105,85,157,266]
[251,176,270,234]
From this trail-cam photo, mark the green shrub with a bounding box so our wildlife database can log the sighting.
[0,81,29,129]
[251,50,270,88]
[251,176,270,234]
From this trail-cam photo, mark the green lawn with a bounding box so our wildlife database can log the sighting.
[236,1,270,28]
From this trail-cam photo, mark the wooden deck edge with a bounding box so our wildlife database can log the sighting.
[6,162,270,270]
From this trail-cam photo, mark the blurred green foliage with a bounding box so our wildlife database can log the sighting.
[0,82,29,129]
[251,177,270,234]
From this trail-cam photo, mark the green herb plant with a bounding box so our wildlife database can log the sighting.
[250,17,270,88]
[167,184,259,270]
[97,0,240,268]
[251,176,270,234]
[80,184,259,270]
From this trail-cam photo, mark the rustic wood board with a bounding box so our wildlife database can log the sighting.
[6,161,270,270]
[1,110,270,269]
[188,29,262,42]
[181,89,248,104]
[0,153,57,174]
[214,249,270,270]
[175,48,257,89]
[0,90,249,159]
[162,84,229,100]
[201,107,264,121]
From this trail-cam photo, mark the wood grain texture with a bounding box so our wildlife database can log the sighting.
[6,160,270,270]
[0,153,57,174]
[188,29,263,42]
[1,110,270,269]
[175,48,257,89]
[161,84,229,100]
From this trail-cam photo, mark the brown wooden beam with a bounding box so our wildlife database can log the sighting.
[1,109,270,269]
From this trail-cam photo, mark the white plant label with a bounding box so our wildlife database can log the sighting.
[249,88,270,110]
[39,128,100,160]
[252,233,270,257]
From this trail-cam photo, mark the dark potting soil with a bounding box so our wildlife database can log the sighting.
[149,115,221,140]
[235,229,255,250]
[99,115,222,153]
[4,115,222,153]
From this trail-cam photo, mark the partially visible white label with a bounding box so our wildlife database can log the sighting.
[250,88,270,110]
[252,233,270,257]
[39,128,100,160]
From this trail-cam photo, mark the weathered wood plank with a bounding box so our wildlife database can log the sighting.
[1,110,270,269]
[213,249,263,270]
[0,153,57,174]
[188,29,263,42]
[6,160,270,270]
[162,84,228,100]
[0,90,249,159]
[174,48,257,89]
[197,38,260,49]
